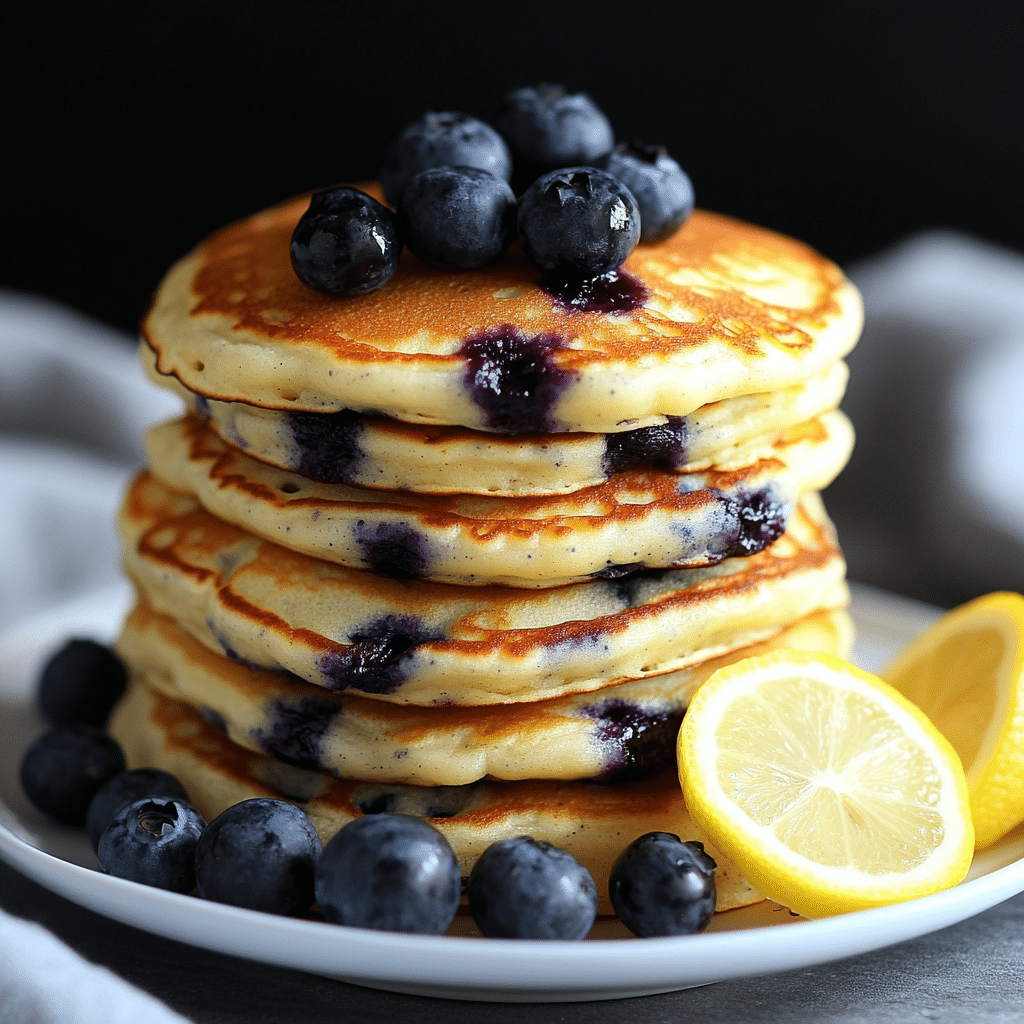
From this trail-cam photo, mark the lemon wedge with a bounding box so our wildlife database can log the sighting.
[882,592,1024,849]
[678,650,974,919]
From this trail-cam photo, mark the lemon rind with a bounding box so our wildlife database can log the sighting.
[679,650,974,919]
[884,592,1024,850]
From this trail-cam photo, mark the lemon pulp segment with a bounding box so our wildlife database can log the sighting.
[716,676,947,874]
[886,626,1002,783]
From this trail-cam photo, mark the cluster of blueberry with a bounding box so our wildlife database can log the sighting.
[21,638,718,938]
[21,642,317,909]
[317,817,716,939]
[290,84,695,297]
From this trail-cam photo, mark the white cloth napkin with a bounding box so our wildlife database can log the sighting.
[0,908,192,1024]
[842,231,1024,598]
[0,292,180,632]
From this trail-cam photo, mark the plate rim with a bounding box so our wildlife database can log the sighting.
[3,816,1023,999]
[2,582,1024,1001]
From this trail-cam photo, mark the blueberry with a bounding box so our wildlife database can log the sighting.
[318,612,437,695]
[460,326,573,434]
[398,167,516,270]
[597,141,695,242]
[517,168,640,278]
[38,639,127,728]
[467,836,597,939]
[381,111,513,206]
[608,832,717,937]
[86,768,189,851]
[724,490,787,557]
[584,699,684,779]
[97,797,206,892]
[495,83,614,174]
[195,798,321,916]
[20,725,126,826]
[353,521,431,581]
[287,408,364,484]
[315,813,460,934]
[603,417,687,476]
[252,696,338,770]
[290,187,401,297]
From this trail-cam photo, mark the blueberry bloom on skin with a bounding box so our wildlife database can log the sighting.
[290,187,401,297]
[20,724,126,826]
[97,797,206,894]
[467,835,598,939]
[86,767,189,851]
[315,814,461,934]
[398,166,516,270]
[496,83,614,173]
[195,798,321,916]
[37,639,127,728]
[381,111,512,205]
[517,168,641,278]
[608,832,717,937]
[597,141,695,242]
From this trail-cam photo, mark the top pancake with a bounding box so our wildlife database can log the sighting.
[143,186,863,434]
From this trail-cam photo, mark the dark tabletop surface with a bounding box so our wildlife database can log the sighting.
[2,859,1022,1023]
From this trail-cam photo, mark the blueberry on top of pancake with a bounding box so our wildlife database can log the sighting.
[143,187,862,434]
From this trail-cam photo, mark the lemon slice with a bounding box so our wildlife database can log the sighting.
[882,592,1024,849]
[678,650,974,918]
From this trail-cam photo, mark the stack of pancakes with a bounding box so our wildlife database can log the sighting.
[109,186,862,916]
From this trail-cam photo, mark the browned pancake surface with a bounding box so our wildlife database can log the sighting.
[143,186,862,431]
[120,473,849,704]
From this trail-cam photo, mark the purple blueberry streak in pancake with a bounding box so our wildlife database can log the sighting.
[583,698,684,779]
[199,707,228,732]
[354,521,430,579]
[725,489,788,557]
[253,696,342,772]
[607,568,670,608]
[205,619,266,672]
[287,408,367,484]
[354,783,479,820]
[317,614,440,696]
[666,488,787,564]
[541,268,649,315]
[602,417,688,477]
[461,326,576,433]
[590,561,645,581]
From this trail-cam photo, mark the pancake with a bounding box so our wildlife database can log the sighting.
[120,472,849,705]
[108,681,764,915]
[142,187,863,434]
[117,599,853,787]
[148,346,849,496]
[144,410,854,587]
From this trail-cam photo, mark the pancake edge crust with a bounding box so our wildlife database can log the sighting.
[120,474,850,705]
[116,599,853,787]
[109,681,764,916]
[143,410,854,587]
[142,191,863,432]
[145,344,850,497]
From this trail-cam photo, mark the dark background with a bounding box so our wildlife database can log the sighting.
[2,1,1023,609]
[2,2,1022,333]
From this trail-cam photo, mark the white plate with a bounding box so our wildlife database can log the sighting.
[2,582,1023,1003]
